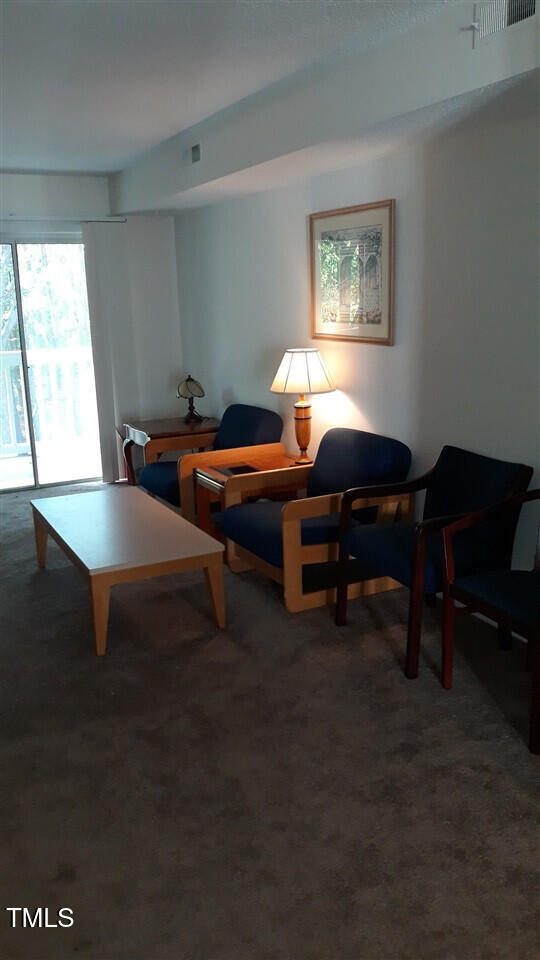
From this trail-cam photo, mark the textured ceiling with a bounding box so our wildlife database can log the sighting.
[0,0,451,174]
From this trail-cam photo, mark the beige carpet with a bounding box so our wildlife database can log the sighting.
[0,483,538,960]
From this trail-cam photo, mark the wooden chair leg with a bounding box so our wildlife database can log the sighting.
[405,537,426,679]
[441,589,455,690]
[497,619,513,650]
[405,590,423,679]
[335,561,349,626]
[529,634,540,753]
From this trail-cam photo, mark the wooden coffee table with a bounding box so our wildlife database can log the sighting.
[31,487,225,656]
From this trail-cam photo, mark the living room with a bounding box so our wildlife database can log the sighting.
[1,2,539,959]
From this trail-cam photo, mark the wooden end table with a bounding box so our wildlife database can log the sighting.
[120,417,221,484]
[195,449,309,538]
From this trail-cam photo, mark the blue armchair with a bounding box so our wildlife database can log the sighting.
[335,446,533,680]
[139,404,283,508]
[220,427,412,612]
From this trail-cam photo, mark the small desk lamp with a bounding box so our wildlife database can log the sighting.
[177,375,205,423]
[270,348,335,463]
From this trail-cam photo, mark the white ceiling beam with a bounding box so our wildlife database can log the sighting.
[111,3,538,213]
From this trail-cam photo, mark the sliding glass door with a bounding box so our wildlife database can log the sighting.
[0,242,102,490]
[0,245,35,489]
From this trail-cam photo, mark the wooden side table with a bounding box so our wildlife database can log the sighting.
[194,448,308,538]
[120,417,220,484]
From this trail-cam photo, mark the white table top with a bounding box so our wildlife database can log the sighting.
[31,486,223,575]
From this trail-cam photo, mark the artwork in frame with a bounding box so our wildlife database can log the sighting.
[309,199,395,345]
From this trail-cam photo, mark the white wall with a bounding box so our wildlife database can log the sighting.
[0,172,110,221]
[175,92,539,559]
[84,215,183,479]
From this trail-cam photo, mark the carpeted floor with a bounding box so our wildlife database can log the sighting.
[0,483,538,960]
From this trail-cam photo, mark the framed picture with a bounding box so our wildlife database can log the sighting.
[309,199,395,345]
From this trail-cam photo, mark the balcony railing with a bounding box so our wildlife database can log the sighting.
[1,346,100,458]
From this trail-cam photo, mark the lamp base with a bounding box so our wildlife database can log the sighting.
[294,395,312,463]
[184,397,203,423]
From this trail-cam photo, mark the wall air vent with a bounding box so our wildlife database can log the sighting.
[473,0,536,46]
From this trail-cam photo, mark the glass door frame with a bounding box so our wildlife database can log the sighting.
[0,237,102,493]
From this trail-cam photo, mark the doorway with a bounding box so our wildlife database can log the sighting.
[0,242,102,490]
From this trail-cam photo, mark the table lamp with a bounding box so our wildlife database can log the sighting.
[177,375,205,423]
[270,348,335,463]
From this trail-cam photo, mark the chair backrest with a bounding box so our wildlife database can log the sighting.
[425,446,533,573]
[307,427,411,498]
[424,446,532,520]
[213,404,283,450]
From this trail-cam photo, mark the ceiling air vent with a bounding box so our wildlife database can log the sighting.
[473,0,536,45]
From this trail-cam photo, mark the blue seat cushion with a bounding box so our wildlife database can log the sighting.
[453,570,540,627]
[220,500,341,569]
[139,461,180,507]
[344,522,446,594]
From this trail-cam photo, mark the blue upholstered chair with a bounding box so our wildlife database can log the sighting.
[139,404,283,508]
[335,446,533,680]
[220,427,412,612]
[442,489,540,752]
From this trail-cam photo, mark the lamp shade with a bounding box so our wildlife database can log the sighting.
[270,348,335,395]
[177,375,205,400]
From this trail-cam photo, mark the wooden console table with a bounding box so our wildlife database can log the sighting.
[120,417,220,484]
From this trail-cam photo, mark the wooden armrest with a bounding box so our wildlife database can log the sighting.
[282,492,342,521]
[417,512,467,534]
[342,472,432,515]
[222,465,312,507]
[442,488,540,583]
[283,490,411,523]
[339,490,415,542]
[179,442,286,521]
[443,489,540,539]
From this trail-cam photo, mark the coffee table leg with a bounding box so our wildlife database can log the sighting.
[32,509,48,569]
[90,576,110,656]
[204,556,226,628]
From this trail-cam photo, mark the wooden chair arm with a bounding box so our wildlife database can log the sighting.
[222,464,312,508]
[284,490,413,524]
[179,442,286,522]
[282,492,342,521]
[340,489,415,540]
[417,512,467,534]
[442,489,540,584]
[443,489,540,539]
[341,471,433,516]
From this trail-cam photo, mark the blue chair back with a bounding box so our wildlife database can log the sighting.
[307,427,411,498]
[424,446,531,520]
[213,404,283,450]
[425,446,533,574]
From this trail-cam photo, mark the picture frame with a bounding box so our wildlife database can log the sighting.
[309,199,395,345]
